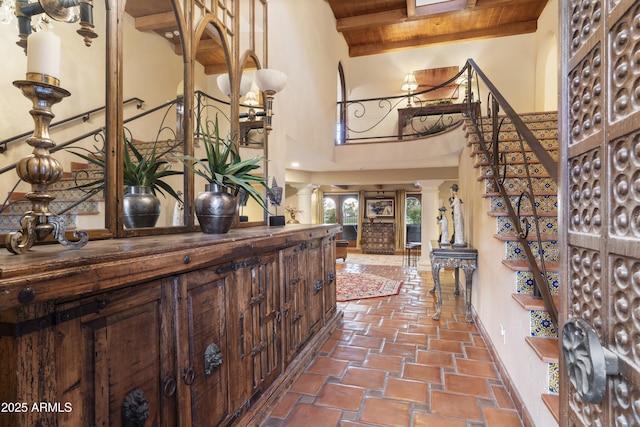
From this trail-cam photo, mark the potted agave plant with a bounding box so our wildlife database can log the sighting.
[68,130,183,228]
[176,116,270,234]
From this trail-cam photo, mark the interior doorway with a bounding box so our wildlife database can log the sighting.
[323,194,359,247]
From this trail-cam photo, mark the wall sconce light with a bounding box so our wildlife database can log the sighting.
[218,69,287,133]
[254,68,287,133]
[243,91,258,106]
[401,72,418,107]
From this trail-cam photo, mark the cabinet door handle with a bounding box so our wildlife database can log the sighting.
[204,343,224,378]
[182,367,195,385]
[327,271,335,284]
[313,279,323,294]
[162,377,176,397]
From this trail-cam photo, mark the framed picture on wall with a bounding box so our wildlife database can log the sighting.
[365,198,395,218]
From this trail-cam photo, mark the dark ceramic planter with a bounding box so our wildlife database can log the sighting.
[123,186,161,228]
[195,183,238,234]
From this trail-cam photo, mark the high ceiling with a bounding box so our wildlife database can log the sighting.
[326,0,550,57]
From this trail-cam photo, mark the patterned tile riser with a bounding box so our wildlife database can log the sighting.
[0,213,78,233]
[516,270,559,295]
[467,119,560,133]
[505,240,559,262]
[548,363,559,394]
[531,310,558,338]
[467,129,559,142]
[474,150,560,165]
[485,176,557,193]
[489,194,558,214]
[469,138,558,152]
[480,163,550,178]
[6,200,100,215]
[496,216,559,235]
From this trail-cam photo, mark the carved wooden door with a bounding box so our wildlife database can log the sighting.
[281,244,308,364]
[561,0,640,425]
[307,239,325,337]
[182,268,232,427]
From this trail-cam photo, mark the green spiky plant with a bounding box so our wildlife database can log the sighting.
[175,116,271,210]
[67,129,183,202]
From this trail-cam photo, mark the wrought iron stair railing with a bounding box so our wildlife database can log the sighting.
[463,58,559,325]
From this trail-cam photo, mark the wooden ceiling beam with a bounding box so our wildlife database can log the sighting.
[336,9,407,32]
[134,12,177,32]
[348,20,538,57]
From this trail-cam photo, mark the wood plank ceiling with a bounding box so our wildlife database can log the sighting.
[123,0,550,72]
[326,0,550,57]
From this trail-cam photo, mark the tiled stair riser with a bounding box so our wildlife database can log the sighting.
[0,212,78,233]
[484,176,557,193]
[532,310,557,338]
[479,163,550,179]
[516,270,559,295]
[496,216,559,235]
[470,120,559,133]
[467,129,559,143]
[474,150,560,165]
[469,140,558,156]
[504,240,558,262]
[490,194,558,214]
[549,363,559,394]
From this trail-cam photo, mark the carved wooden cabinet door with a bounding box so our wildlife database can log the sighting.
[561,0,640,425]
[280,244,309,364]
[77,278,178,427]
[180,267,232,427]
[229,253,282,415]
[307,239,325,337]
[323,236,337,322]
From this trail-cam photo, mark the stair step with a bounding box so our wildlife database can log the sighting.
[473,150,560,165]
[502,259,559,272]
[512,293,560,311]
[497,216,558,235]
[525,337,559,363]
[468,138,558,153]
[542,394,560,423]
[484,176,557,194]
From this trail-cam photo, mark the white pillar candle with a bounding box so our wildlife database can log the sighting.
[27,30,61,81]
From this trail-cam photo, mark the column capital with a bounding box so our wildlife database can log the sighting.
[416,179,444,192]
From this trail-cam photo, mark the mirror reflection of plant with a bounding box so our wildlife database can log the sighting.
[67,128,183,202]
[176,116,272,210]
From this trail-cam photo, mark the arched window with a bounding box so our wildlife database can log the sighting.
[323,194,358,244]
[335,62,347,144]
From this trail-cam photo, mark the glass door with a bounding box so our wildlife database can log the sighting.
[323,194,359,247]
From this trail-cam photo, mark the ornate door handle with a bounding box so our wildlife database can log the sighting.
[562,317,620,404]
[204,342,224,378]
[162,377,176,397]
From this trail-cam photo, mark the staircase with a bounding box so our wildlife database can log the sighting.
[465,111,560,423]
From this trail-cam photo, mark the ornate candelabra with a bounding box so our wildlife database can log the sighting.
[6,72,88,254]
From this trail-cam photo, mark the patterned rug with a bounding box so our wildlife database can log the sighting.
[336,272,403,302]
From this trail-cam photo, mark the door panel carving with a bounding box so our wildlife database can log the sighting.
[562,0,640,425]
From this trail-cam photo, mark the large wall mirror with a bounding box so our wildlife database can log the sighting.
[0,0,108,239]
[0,0,268,247]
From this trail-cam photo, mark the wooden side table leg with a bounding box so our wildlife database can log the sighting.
[462,265,475,323]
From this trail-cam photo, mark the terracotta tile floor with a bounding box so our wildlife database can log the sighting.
[262,260,524,427]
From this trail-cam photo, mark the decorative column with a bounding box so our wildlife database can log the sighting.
[290,183,314,224]
[417,180,443,269]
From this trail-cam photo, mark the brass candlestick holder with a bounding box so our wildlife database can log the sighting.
[6,73,88,254]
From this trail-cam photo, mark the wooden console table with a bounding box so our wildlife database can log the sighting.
[397,102,479,139]
[428,240,478,323]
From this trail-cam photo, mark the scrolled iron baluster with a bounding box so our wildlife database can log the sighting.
[515,192,530,239]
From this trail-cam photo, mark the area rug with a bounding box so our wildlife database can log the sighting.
[336,271,403,302]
